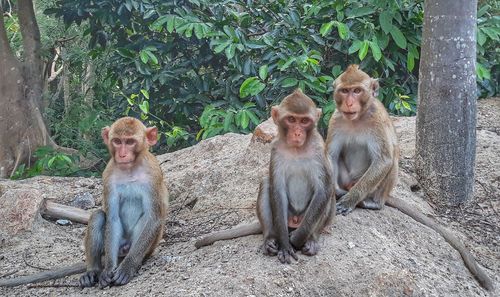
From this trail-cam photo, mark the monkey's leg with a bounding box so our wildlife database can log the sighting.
[80,209,106,288]
[111,210,162,286]
[358,161,397,210]
[257,177,278,256]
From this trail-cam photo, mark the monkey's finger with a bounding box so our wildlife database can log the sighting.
[98,271,113,289]
[112,271,130,286]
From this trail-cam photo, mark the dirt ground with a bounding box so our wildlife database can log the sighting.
[0,98,498,296]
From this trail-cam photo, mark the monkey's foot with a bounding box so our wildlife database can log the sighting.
[358,198,384,210]
[336,198,355,216]
[112,265,135,286]
[262,239,278,256]
[79,270,99,288]
[301,239,320,256]
[277,247,298,264]
[98,270,114,289]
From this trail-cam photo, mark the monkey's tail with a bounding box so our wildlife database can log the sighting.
[386,197,495,292]
[195,221,262,249]
[0,262,86,287]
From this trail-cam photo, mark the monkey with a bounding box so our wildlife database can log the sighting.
[324,64,494,291]
[0,117,169,288]
[195,89,335,264]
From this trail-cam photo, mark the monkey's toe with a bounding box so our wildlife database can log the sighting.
[277,247,298,264]
[112,270,132,286]
[336,201,354,215]
[263,239,278,256]
[79,271,99,288]
[98,270,113,289]
[301,240,319,256]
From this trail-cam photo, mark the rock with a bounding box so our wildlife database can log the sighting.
[70,191,95,210]
[251,118,277,143]
[0,188,44,235]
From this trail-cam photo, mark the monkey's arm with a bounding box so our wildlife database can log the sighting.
[326,134,346,196]
[269,174,297,264]
[0,263,86,287]
[102,192,123,274]
[386,197,495,291]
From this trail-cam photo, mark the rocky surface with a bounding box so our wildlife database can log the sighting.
[0,98,498,296]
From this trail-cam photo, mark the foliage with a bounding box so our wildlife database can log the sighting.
[476,1,500,97]
[45,0,498,145]
[11,146,85,179]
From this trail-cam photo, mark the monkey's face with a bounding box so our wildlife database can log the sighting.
[335,85,369,121]
[282,114,314,148]
[110,135,141,166]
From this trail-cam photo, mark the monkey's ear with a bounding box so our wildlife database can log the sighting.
[316,108,322,119]
[371,78,380,97]
[146,127,158,146]
[101,127,111,143]
[271,106,280,125]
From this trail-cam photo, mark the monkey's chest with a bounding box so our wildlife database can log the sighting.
[341,141,371,178]
[285,166,314,214]
[115,183,147,235]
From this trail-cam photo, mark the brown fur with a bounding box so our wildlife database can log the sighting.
[326,65,494,291]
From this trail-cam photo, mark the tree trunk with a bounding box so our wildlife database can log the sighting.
[415,0,478,205]
[62,48,70,115]
[0,0,61,177]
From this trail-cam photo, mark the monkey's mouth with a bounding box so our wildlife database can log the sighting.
[343,111,358,118]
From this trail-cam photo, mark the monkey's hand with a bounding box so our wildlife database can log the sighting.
[336,193,357,215]
[277,246,298,264]
[301,239,320,256]
[98,269,114,289]
[112,263,136,286]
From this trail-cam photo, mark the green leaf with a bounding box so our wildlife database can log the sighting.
[379,12,393,34]
[348,7,375,18]
[369,41,382,61]
[336,22,349,40]
[402,100,411,111]
[166,15,175,33]
[150,15,169,31]
[477,29,487,46]
[213,40,230,53]
[140,89,150,99]
[145,51,158,65]
[223,112,234,131]
[407,52,415,71]
[239,110,250,129]
[320,21,334,37]
[239,77,265,98]
[193,23,205,39]
[348,40,363,54]
[139,101,149,114]
[139,50,149,64]
[279,57,296,71]
[358,40,369,60]
[390,27,407,49]
[281,77,298,88]
[247,110,260,125]
[259,65,268,81]
[225,44,236,60]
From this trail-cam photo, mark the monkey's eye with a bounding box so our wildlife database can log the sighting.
[125,139,135,145]
[353,88,362,94]
[287,116,296,123]
[340,88,349,94]
[112,139,122,145]
[300,118,311,125]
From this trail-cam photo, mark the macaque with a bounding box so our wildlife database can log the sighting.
[0,117,169,288]
[195,90,335,264]
[325,65,494,291]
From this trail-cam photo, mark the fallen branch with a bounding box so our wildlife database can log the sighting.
[40,200,91,224]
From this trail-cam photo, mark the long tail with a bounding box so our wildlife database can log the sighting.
[195,221,262,249]
[0,262,86,287]
[386,197,495,291]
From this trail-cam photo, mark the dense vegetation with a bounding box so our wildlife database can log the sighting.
[4,0,499,177]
